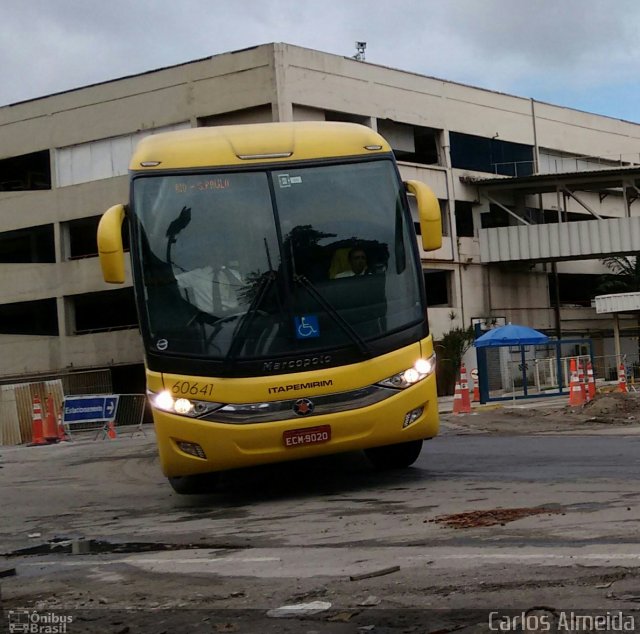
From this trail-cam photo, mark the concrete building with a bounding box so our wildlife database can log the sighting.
[3,42,640,389]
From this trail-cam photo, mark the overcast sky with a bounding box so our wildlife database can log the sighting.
[3,0,640,123]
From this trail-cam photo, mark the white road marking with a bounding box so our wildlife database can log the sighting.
[16,548,640,579]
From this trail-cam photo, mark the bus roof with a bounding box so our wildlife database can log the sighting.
[130,121,392,171]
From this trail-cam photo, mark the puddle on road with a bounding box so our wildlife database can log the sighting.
[5,538,243,557]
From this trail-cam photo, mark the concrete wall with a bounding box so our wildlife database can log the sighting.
[0,330,143,378]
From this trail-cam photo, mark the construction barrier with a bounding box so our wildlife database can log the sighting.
[568,358,585,407]
[0,380,150,447]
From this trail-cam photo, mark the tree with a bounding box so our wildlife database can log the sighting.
[597,255,640,359]
[598,256,640,295]
[435,312,475,396]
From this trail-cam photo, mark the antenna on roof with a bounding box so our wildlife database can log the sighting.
[353,42,366,61]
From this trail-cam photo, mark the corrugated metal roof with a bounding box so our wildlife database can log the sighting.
[595,292,640,314]
[462,165,640,193]
[480,217,640,263]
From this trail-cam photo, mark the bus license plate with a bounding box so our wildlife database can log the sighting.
[283,425,331,448]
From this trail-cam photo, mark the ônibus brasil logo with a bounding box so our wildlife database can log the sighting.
[7,609,73,633]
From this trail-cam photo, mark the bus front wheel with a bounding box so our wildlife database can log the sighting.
[364,439,423,470]
[168,472,220,495]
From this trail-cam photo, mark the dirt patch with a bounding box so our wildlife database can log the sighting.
[580,391,640,417]
[430,506,563,528]
[442,392,640,434]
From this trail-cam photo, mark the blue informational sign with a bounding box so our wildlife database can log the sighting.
[63,395,120,424]
[294,315,320,339]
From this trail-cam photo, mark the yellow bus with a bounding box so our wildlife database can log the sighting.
[98,121,442,493]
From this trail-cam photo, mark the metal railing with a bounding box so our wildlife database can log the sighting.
[497,354,635,398]
[492,153,640,177]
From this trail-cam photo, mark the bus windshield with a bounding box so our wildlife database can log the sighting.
[132,159,424,361]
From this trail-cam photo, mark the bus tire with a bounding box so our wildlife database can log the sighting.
[168,472,219,495]
[364,439,423,470]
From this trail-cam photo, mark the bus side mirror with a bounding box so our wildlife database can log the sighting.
[98,204,127,283]
[405,180,442,252]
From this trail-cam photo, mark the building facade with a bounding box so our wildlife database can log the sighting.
[2,42,640,386]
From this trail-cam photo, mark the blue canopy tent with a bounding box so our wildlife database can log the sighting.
[474,323,549,348]
[473,323,594,403]
[474,323,550,403]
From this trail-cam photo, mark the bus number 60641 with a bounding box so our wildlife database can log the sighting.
[171,382,214,397]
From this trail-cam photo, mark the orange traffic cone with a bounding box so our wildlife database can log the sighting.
[107,421,117,440]
[57,412,70,442]
[568,358,585,407]
[29,396,47,446]
[578,361,586,401]
[618,363,628,393]
[586,361,596,402]
[43,394,59,443]
[453,365,472,414]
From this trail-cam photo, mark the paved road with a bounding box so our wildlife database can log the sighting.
[427,433,640,481]
[2,426,640,632]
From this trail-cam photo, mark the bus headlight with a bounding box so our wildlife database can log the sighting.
[377,354,436,389]
[174,398,194,415]
[149,390,222,418]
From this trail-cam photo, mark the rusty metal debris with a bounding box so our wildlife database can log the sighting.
[431,507,562,528]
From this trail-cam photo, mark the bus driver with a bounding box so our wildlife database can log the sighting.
[335,247,368,278]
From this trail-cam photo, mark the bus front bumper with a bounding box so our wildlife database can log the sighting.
[153,382,439,477]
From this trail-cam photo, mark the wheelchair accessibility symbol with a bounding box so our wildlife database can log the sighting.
[294,315,320,339]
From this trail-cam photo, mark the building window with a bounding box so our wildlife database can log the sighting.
[377,120,441,166]
[0,298,58,335]
[539,149,627,175]
[450,132,533,176]
[481,204,514,229]
[549,273,600,307]
[70,288,138,334]
[455,201,475,237]
[0,150,51,191]
[65,216,129,260]
[542,209,597,224]
[0,224,55,263]
[55,123,189,187]
[424,269,451,306]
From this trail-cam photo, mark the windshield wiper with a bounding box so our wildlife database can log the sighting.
[222,239,281,367]
[294,274,371,358]
[219,270,276,368]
